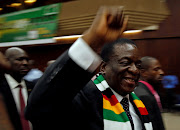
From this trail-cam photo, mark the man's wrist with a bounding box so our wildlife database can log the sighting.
[68,37,101,72]
[82,30,105,53]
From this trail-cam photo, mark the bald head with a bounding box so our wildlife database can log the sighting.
[5,47,26,59]
[140,56,164,85]
[140,56,158,70]
[5,47,30,81]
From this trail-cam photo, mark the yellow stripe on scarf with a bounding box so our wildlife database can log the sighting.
[103,98,125,114]
[133,99,146,108]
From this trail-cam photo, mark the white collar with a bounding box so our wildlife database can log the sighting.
[5,74,26,89]
[110,87,129,102]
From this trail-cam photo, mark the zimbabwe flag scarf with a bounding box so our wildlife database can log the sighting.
[94,74,152,130]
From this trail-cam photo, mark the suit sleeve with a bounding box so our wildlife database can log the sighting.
[25,38,101,123]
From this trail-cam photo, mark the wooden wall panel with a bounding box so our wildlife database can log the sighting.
[24,44,70,71]
[134,38,180,75]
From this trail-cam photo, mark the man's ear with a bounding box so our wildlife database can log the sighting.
[140,69,147,77]
[100,61,107,74]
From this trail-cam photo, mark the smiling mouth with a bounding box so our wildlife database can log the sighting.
[124,77,136,84]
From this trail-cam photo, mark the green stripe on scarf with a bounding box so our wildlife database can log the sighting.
[130,92,140,100]
[94,74,104,84]
[104,109,129,122]
[94,73,152,130]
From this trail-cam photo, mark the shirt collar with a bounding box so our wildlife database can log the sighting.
[110,87,129,102]
[5,74,26,89]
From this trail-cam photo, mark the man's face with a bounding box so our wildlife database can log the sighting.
[101,44,141,96]
[145,59,164,85]
[8,51,30,77]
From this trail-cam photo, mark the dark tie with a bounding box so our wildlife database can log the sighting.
[121,97,134,129]
[18,85,30,130]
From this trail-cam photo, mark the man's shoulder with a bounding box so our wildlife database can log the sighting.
[73,80,102,103]
[0,75,9,88]
[134,83,154,104]
[83,81,102,96]
[134,83,151,97]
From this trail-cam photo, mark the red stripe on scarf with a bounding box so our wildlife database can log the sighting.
[102,94,119,106]
[138,107,149,115]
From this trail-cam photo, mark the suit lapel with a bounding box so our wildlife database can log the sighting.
[0,79,22,130]
[24,80,34,96]
[1,79,19,112]
[139,82,154,96]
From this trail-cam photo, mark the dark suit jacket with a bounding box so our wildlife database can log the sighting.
[134,82,165,130]
[72,81,150,130]
[25,51,150,130]
[0,74,35,130]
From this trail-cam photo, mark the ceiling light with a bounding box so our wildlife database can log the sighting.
[24,0,37,4]
[123,30,142,34]
[53,30,142,41]
[7,3,22,7]
[54,35,82,40]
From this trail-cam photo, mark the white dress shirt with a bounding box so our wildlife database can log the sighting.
[4,74,32,130]
[68,37,101,72]
[5,74,28,113]
[111,88,142,130]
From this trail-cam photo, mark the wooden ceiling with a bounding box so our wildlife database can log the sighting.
[0,0,170,37]
[58,0,170,36]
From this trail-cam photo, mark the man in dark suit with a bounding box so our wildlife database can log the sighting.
[134,56,165,130]
[0,47,35,130]
[25,6,152,130]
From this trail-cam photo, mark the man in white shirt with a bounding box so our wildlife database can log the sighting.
[25,6,152,130]
[24,60,43,84]
[0,47,35,130]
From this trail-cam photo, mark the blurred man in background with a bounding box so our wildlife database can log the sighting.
[0,47,35,130]
[162,75,179,111]
[24,60,43,84]
[134,56,165,130]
